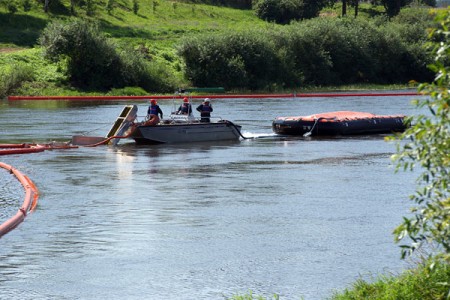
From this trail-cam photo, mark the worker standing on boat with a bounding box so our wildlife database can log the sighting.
[196,98,213,123]
[176,97,192,115]
[146,99,163,125]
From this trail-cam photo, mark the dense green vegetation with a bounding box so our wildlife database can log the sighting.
[331,261,450,300]
[0,0,270,97]
[253,0,328,23]
[336,7,450,300]
[391,4,450,272]
[178,10,434,90]
[227,261,450,299]
[0,0,439,97]
[38,19,178,91]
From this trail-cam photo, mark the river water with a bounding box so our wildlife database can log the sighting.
[0,93,421,300]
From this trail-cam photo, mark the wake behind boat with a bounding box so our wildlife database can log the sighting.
[272,111,408,137]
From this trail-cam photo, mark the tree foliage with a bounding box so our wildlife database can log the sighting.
[39,19,176,92]
[253,0,327,24]
[178,32,288,89]
[392,8,450,267]
[178,12,433,90]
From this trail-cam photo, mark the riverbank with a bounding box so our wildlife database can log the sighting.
[0,2,433,98]
[230,261,450,300]
[0,44,417,100]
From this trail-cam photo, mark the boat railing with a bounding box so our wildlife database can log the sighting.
[136,114,226,125]
[168,113,197,123]
[164,113,225,124]
[209,116,224,123]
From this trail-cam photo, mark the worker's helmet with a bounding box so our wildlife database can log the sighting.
[183,97,189,103]
[150,99,157,105]
[204,98,210,103]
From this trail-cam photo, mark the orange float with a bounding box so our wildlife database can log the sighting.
[0,143,78,156]
[0,162,39,237]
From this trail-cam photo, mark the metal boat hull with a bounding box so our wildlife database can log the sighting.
[131,121,242,144]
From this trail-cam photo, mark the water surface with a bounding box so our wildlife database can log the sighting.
[0,94,420,299]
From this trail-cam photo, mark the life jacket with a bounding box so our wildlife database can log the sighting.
[180,103,191,114]
[148,105,159,115]
[199,104,212,116]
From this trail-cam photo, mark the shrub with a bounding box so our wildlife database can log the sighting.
[7,1,18,13]
[39,20,176,92]
[23,0,32,11]
[107,86,148,96]
[0,63,35,98]
[39,20,120,89]
[85,0,95,16]
[106,0,115,14]
[392,7,450,268]
[274,22,335,85]
[178,31,287,90]
[332,261,450,300]
[133,0,139,15]
[177,14,433,88]
[254,0,326,24]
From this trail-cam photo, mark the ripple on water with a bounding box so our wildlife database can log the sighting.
[0,168,24,221]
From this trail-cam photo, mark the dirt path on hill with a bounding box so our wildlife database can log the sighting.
[0,48,24,53]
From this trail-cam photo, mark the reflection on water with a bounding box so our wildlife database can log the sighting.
[0,94,422,300]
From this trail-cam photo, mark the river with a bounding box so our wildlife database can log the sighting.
[0,93,421,300]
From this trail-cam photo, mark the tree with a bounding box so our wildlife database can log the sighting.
[254,0,327,24]
[70,0,76,14]
[341,0,359,18]
[381,0,413,17]
[392,8,450,268]
[39,20,135,89]
[351,0,359,17]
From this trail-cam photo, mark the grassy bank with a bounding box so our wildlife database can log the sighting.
[331,261,450,300]
[0,0,267,49]
[0,1,431,97]
[226,261,450,300]
[0,0,270,96]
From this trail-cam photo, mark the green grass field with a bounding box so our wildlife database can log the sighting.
[0,1,432,96]
[0,0,269,49]
[0,0,394,49]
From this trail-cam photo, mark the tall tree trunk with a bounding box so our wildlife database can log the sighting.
[342,0,347,16]
[44,0,50,12]
[354,0,359,17]
[70,0,75,14]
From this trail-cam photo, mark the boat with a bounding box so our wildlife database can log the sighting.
[129,112,243,144]
[69,103,243,146]
[272,111,407,137]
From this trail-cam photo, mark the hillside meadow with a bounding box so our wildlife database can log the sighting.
[0,0,273,96]
[0,1,437,97]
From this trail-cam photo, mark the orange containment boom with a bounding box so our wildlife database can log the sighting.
[7,91,420,101]
[0,144,46,155]
[0,162,39,237]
